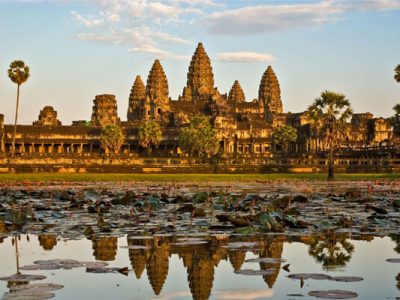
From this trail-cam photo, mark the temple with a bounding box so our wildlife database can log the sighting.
[0,42,399,172]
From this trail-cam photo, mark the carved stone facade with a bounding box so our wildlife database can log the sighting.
[33,106,61,126]
[0,42,397,160]
[127,75,146,121]
[259,66,283,114]
[91,94,120,126]
[181,42,215,101]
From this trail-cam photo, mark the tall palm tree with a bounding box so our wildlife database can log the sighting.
[395,64,400,83]
[308,91,353,180]
[8,60,30,157]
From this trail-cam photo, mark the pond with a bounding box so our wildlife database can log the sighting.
[0,180,399,299]
[0,234,399,299]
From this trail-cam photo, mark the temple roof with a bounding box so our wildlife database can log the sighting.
[146,60,169,104]
[228,80,245,103]
[259,66,283,113]
[186,42,214,98]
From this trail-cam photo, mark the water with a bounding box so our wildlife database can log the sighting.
[0,233,399,299]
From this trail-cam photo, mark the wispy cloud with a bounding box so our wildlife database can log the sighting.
[204,0,400,35]
[70,0,216,59]
[217,52,274,63]
[150,289,274,300]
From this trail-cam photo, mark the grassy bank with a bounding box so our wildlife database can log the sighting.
[0,173,399,182]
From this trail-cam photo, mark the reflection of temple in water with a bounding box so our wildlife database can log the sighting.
[146,237,171,295]
[92,236,118,261]
[128,238,152,279]
[174,238,224,300]
[258,235,285,288]
[38,234,57,251]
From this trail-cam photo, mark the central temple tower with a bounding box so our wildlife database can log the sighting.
[180,42,215,102]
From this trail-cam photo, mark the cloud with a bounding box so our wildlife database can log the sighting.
[217,51,274,63]
[204,2,345,35]
[70,10,105,27]
[204,0,400,35]
[150,289,274,300]
[129,45,190,61]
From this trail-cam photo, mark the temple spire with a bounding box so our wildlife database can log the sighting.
[127,75,146,121]
[228,80,245,104]
[258,66,283,113]
[183,42,215,100]
[146,59,169,104]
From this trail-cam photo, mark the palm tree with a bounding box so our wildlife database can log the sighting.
[308,231,354,270]
[395,64,400,83]
[99,124,124,154]
[307,91,353,180]
[8,60,30,157]
[137,120,162,154]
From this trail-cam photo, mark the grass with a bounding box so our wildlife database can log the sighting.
[0,173,399,182]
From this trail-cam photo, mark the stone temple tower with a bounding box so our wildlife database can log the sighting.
[181,42,215,101]
[127,75,146,121]
[144,59,170,121]
[91,94,120,126]
[258,66,283,114]
[228,80,245,104]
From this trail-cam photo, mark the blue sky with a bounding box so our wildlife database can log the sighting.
[0,0,399,124]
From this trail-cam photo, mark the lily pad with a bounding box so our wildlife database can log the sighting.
[245,257,286,263]
[288,273,332,280]
[308,290,358,299]
[330,276,363,282]
[3,292,55,300]
[234,269,275,276]
[9,283,64,293]
[386,258,400,263]
[224,242,258,249]
[0,274,46,282]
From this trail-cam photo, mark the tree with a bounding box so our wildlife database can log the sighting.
[307,90,353,180]
[395,64,400,83]
[178,116,219,157]
[8,60,30,157]
[308,231,354,270]
[100,124,124,154]
[390,104,400,134]
[273,125,298,153]
[137,120,162,154]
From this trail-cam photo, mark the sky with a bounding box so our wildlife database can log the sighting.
[0,0,399,125]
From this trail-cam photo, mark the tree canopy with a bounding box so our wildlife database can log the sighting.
[99,124,124,153]
[273,125,297,152]
[395,64,400,83]
[178,116,219,157]
[8,60,30,86]
[307,90,353,180]
[137,120,162,151]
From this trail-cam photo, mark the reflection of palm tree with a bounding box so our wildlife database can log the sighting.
[396,273,400,291]
[390,234,400,254]
[308,231,354,270]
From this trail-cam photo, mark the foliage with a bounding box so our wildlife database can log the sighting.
[307,90,353,180]
[8,60,30,86]
[99,124,124,153]
[178,116,219,157]
[8,60,30,157]
[273,125,298,152]
[137,120,162,151]
[308,231,354,270]
[395,64,400,83]
[390,104,400,133]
